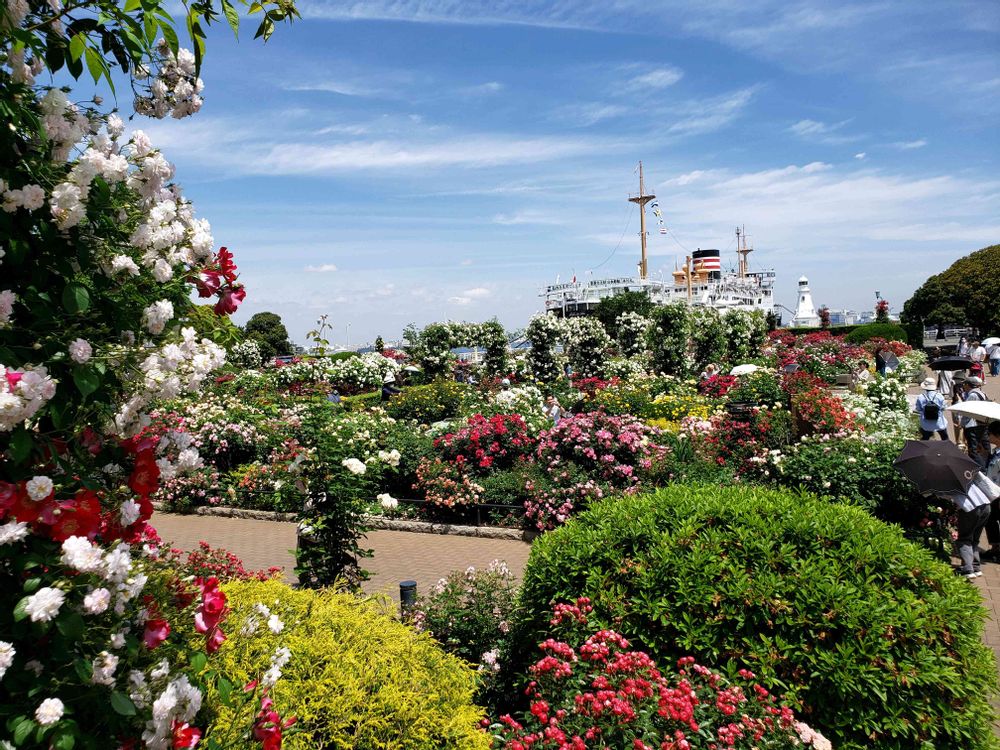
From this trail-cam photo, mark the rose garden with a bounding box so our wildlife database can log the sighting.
[1,2,998,749]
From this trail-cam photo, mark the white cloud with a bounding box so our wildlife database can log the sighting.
[492,210,565,226]
[448,296,473,305]
[305,263,339,272]
[462,287,491,299]
[891,139,928,150]
[854,152,866,160]
[460,259,473,266]
[628,66,684,90]
[666,86,760,136]
[463,81,505,94]
[788,119,862,145]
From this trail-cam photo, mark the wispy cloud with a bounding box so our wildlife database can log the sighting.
[627,66,684,90]
[492,211,565,226]
[788,118,863,145]
[666,86,760,136]
[305,263,339,272]
[854,152,866,160]
[462,81,505,94]
[891,139,928,150]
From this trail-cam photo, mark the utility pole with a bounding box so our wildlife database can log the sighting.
[628,161,656,280]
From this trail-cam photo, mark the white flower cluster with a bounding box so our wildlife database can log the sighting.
[342,458,367,475]
[155,429,203,482]
[0,640,14,681]
[3,45,45,86]
[0,289,14,327]
[0,364,56,432]
[376,448,401,467]
[241,602,285,636]
[24,587,66,622]
[114,328,226,436]
[69,337,93,364]
[134,41,204,120]
[39,88,92,162]
[262,646,292,688]
[229,339,264,369]
[142,674,203,750]
[377,492,399,510]
[35,697,64,726]
[271,353,401,392]
[0,178,45,213]
[616,312,652,358]
[0,520,30,545]
[91,650,119,685]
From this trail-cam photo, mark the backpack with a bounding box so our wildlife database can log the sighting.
[922,395,941,421]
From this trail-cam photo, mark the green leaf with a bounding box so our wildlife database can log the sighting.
[13,596,30,622]
[56,612,85,640]
[23,578,41,594]
[84,45,105,83]
[159,21,178,56]
[13,718,36,745]
[217,676,233,706]
[189,651,207,673]
[69,33,86,61]
[9,429,33,465]
[73,366,100,398]
[52,731,75,750]
[221,0,239,35]
[110,692,136,717]
[61,282,90,314]
[123,0,141,11]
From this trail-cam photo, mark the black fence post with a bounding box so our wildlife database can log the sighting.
[399,579,417,619]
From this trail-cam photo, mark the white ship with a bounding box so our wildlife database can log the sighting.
[542,162,776,318]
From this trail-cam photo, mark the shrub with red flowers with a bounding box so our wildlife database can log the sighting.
[414,457,486,508]
[436,414,536,474]
[490,599,832,749]
[570,374,619,399]
[766,332,868,384]
[697,374,738,398]
[791,387,857,435]
[165,541,284,582]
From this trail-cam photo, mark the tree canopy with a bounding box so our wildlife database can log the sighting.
[901,244,1000,337]
[244,311,291,359]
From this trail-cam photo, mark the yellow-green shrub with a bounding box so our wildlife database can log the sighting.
[207,579,489,750]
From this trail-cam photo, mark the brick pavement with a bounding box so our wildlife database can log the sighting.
[150,512,532,602]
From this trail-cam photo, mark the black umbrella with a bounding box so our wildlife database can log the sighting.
[929,356,973,371]
[893,439,980,494]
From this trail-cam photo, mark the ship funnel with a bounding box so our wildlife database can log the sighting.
[692,248,722,280]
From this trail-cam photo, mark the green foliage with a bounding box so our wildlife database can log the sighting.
[689,307,727,368]
[509,485,999,750]
[563,317,611,378]
[340,391,381,412]
[244,311,292,360]
[901,244,1000,337]
[593,291,654,339]
[844,322,908,344]
[385,380,469,424]
[727,370,785,406]
[181,303,243,346]
[329,351,359,362]
[646,302,692,375]
[210,579,490,750]
[526,314,563,382]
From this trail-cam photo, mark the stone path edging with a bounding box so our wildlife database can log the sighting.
[151,502,537,542]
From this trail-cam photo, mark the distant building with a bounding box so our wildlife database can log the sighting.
[827,309,860,326]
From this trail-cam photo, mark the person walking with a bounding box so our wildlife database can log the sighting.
[874,346,888,376]
[936,367,955,401]
[983,421,1000,561]
[989,342,1000,377]
[915,377,949,440]
[937,471,1000,579]
[958,336,970,357]
[380,372,401,403]
[960,376,990,465]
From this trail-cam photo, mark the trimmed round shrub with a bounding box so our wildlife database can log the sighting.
[507,485,999,750]
[845,322,908,344]
[386,380,469,423]
[207,578,490,749]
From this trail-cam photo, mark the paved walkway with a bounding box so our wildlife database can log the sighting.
[151,512,532,602]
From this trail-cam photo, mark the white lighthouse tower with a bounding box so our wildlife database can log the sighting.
[790,276,821,328]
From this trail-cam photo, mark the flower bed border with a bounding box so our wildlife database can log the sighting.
[152,502,537,541]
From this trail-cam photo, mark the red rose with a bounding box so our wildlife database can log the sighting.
[171,720,202,749]
[143,618,171,649]
[128,451,160,496]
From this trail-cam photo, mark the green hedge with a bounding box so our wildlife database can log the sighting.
[341,391,381,412]
[208,579,489,749]
[507,485,999,750]
[844,322,909,344]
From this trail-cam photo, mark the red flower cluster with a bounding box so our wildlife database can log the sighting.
[571,375,619,398]
[252,693,297,750]
[436,413,535,473]
[193,576,228,653]
[195,246,246,316]
[792,386,856,435]
[171,720,202,748]
[698,374,738,398]
[493,601,808,749]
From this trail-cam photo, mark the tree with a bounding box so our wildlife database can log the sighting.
[244,311,291,359]
[818,306,831,329]
[902,244,1000,339]
[594,291,654,339]
[374,335,385,353]
[646,303,692,375]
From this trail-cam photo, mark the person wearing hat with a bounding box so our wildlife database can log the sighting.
[960,376,990,465]
[381,371,401,403]
[915,377,948,440]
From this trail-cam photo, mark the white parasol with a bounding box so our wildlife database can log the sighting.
[982,337,1000,347]
[945,401,1000,423]
[730,364,760,376]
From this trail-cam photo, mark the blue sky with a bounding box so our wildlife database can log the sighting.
[127,0,998,346]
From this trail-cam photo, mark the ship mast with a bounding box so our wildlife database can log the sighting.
[628,161,656,280]
[736,225,753,278]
